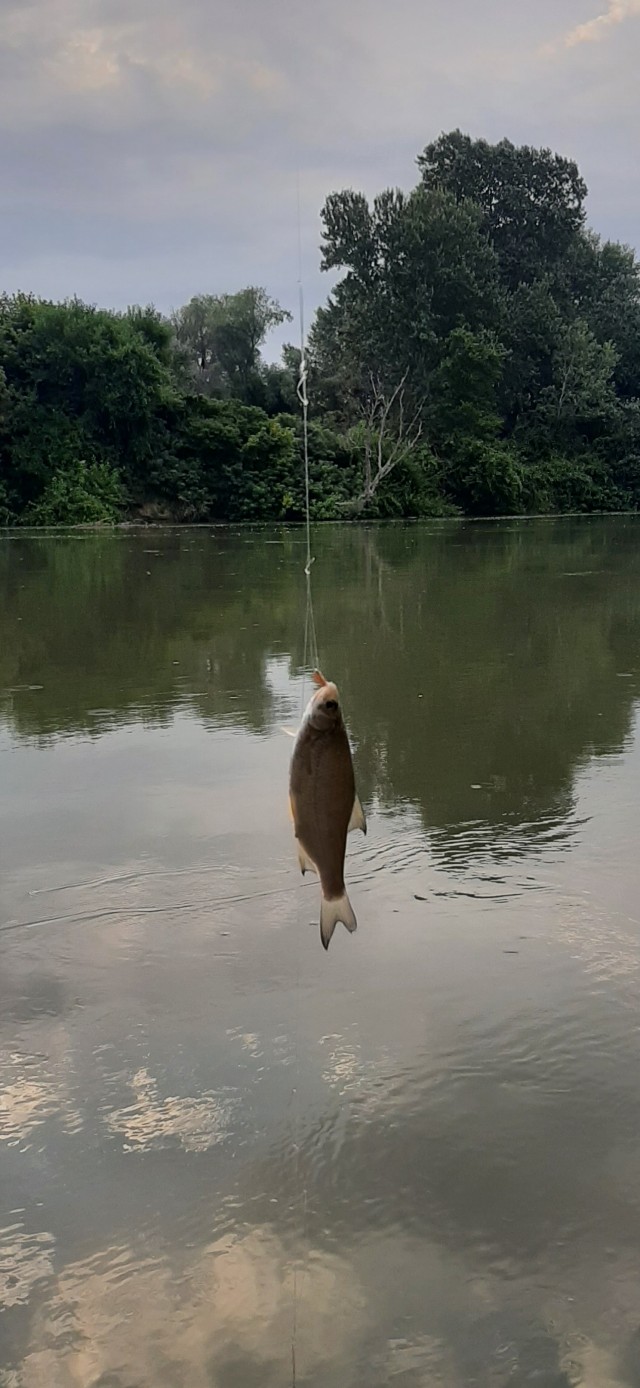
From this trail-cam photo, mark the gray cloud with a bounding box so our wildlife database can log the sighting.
[1,0,639,357]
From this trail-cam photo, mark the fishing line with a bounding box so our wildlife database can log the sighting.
[296,183,319,703]
[298,329,319,697]
[290,173,316,1388]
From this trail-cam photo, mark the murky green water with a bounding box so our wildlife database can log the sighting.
[2,519,640,1386]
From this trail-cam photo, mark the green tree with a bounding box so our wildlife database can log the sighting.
[172,288,292,403]
[0,294,179,516]
[499,279,564,431]
[430,327,504,448]
[571,235,640,400]
[123,304,176,366]
[418,130,587,289]
[314,185,501,411]
[258,344,303,415]
[3,130,640,525]
[536,320,619,450]
[311,182,505,512]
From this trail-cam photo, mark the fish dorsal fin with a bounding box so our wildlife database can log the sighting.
[348,794,367,836]
[312,670,328,688]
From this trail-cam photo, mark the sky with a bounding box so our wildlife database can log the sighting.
[2,0,639,359]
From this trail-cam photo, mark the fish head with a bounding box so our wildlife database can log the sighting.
[307,679,343,732]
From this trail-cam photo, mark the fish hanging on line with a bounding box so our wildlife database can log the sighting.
[289,670,366,950]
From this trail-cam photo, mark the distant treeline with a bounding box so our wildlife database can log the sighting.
[3,131,640,525]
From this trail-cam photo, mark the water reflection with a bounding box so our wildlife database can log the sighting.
[0,1225,55,1312]
[106,1066,238,1153]
[2,520,640,863]
[10,1231,366,1388]
[3,521,640,1387]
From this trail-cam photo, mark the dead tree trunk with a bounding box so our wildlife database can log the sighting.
[353,372,424,511]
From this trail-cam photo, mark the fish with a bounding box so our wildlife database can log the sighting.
[289,670,366,950]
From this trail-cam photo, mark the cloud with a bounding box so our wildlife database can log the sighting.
[0,0,638,338]
[565,0,640,45]
[0,0,286,132]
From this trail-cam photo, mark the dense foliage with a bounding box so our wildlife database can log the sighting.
[2,131,640,524]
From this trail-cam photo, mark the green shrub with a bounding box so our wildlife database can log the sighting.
[24,458,124,526]
[447,441,525,515]
[522,455,623,513]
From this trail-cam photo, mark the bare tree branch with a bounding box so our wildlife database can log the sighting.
[346,372,424,512]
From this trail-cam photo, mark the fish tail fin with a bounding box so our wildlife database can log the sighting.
[320,892,357,951]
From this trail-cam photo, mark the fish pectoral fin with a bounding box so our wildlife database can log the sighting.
[312,670,328,688]
[348,793,367,836]
[280,725,298,738]
[297,842,318,876]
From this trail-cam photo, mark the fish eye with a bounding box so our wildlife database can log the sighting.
[325,699,338,711]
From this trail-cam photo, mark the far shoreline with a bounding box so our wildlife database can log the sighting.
[2,511,640,535]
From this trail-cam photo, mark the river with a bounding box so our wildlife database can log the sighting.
[2,518,640,1386]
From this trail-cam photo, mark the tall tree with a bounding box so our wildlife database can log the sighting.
[312,184,501,414]
[418,131,587,289]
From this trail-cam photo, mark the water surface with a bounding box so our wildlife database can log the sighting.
[2,519,640,1386]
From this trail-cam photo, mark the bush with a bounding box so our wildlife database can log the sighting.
[366,448,452,518]
[24,458,124,525]
[447,441,525,515]
[609,455,640,509]
[0,480,15,525]
[522,455,623,513]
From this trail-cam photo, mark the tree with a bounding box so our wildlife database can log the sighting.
[258,343,303,416]
[345,371,425,513]
[499,279,564,431]
[418,131,587,288]
[312,184,501,419]
[171,295,215,375]
[537,320,619,449]
[3,130,640,524]
[571,235,640,401]
[430,327,504,449]
[172,288,291,402]
[123,304,176,366]
[0,293,183,514]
